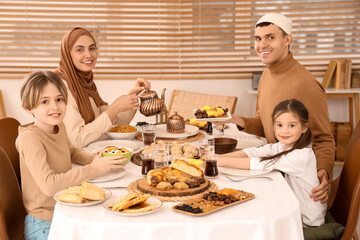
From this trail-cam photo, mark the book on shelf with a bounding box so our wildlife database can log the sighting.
[344,59,352,89]
[322,60,337,89]
[322,58,352,89]
[335,58,346,89]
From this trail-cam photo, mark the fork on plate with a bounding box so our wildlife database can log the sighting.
[225,175,273,182]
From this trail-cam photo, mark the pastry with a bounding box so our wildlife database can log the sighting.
[81,182,106,201]
[156,181,173,190]
[58,193,86,204]
[147,169,167,186]
[173,182,189,190]
[171,159,204,178]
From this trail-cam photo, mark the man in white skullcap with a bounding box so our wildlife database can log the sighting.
[218,13,335,205]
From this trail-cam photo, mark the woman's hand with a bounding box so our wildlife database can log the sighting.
[90,153,126,175]
[128,77,151,95]
[106,94,139,120]
[310,169,329,203]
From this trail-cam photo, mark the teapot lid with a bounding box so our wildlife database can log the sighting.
[168,111,184,121]
[139,89,157,98]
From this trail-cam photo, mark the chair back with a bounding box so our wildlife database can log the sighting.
[167,90,238,120]
[329,121,360,240]
[0,147,26,240]
[0,117,21,184]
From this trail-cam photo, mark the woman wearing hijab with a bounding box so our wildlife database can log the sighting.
[56,27,151,148]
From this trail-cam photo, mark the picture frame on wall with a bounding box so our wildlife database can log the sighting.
[252,72,262,90]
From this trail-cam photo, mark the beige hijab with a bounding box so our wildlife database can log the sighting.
[55,27,107,124]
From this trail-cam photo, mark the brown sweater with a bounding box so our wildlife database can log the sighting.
[16,122,98,220]
[242,53,335,177]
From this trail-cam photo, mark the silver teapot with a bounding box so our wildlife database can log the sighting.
[139,88,166,116]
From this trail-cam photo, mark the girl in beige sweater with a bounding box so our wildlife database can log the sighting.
[16,71,127,240]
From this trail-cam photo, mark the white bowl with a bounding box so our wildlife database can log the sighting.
[105,125,139,140]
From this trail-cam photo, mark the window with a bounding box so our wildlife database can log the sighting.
[0,0,359,81]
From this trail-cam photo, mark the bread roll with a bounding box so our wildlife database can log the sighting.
[146,169,167,186]
[171,159,204,178]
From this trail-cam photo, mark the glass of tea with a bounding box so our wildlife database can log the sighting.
[199,138,215,160]
[153,150,169,169]
[142,124,156,145]
[140,152,154,176]
[204,153,219,178]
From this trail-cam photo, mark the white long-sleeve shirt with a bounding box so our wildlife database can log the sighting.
[243,142,326,227]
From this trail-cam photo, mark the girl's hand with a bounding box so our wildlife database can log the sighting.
[90,153,127,175]
[128,77,151,95]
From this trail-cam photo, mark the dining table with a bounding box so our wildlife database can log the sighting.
[47,124,304,240]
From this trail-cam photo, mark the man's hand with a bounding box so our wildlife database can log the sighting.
[310,169,329,204]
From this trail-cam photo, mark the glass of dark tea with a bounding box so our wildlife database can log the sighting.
[140,153,154,176]
[142,124,156,145]
[204,153,218,178]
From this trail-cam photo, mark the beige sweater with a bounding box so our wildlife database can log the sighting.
[62,79,135,148]
[242,53,335,177]
[16,122,98,220]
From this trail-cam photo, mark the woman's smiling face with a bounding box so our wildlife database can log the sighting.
[70,35,97,72]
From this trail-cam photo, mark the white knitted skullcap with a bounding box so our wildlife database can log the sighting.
[256,13,292,35]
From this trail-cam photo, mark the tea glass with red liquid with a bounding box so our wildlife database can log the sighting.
[142,124,156,145]
[204,153,219,178]
[140,153,154,176]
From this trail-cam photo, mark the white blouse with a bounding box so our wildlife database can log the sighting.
[244,142,326,227]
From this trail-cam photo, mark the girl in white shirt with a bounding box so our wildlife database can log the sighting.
[218,99,326,227]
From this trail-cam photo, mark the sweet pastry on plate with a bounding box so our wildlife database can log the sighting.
[108,193,156,213]
[58,192,86,204]
[81,181,106,201]
[147,169,167,187]
[171,159,204,178]
[57,182,106,203]
[194,105,229,118]
[156,181,173,190]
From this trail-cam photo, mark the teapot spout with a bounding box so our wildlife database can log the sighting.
[161,88,166,103]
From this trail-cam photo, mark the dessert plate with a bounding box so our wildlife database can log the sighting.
[54,189,111,207]
[155,124,199,139]
[219,167,271,177]
[193,109,231,122]
[87,140,141,153]
[103,196,162,216]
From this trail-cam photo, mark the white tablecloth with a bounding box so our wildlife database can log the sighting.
[48,162,304,240]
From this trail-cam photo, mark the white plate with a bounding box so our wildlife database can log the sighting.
[54,189,111,207]
[234,137,264,149]
[219,167,272,177]
[87,140,140,152]
[193,109,231,122]
[89,168,127,183]
[155,124,199,139]
[103,196,162,216]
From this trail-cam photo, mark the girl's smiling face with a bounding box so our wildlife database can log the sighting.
[70,35,97,72]
[274,111,307,149]
[26,82,67,134]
